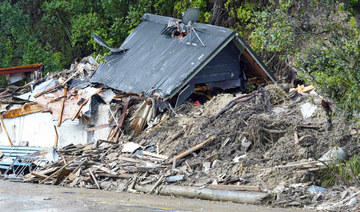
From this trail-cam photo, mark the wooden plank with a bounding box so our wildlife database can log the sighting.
[34,84,63,98]
[0,114,12,146]
[2,102,43,119]
[89,168,100,189]
[96,173,132,179]
[54,125,59,147]
[30,172,49,179]
[108,98,130,141]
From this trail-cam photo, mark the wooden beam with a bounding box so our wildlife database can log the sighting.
[53,125,59,147]
[57,86,68,127]
[0,114,12,146]
[34,84,63,98]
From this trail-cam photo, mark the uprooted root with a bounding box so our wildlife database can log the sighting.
[244,114,290,150]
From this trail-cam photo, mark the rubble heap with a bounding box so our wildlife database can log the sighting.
[0,58,359,211]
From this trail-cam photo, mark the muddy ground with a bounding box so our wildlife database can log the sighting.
[0,179,305,212]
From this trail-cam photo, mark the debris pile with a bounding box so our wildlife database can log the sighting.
[0,57,359,210]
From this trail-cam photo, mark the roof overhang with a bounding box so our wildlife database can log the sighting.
[0,63,43,75]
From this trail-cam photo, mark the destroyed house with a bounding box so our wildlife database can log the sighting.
[91,13,276,107]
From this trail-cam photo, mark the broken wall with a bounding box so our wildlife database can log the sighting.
[0,104,111,148]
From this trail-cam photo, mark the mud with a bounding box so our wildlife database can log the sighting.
[0,179,304,212]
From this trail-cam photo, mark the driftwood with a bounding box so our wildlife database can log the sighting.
[166,136,215,164]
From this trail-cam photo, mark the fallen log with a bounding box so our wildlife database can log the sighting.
[208,184,262,192]
[134,184,270,205]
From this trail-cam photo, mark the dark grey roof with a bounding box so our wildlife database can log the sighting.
[91,14,236,98]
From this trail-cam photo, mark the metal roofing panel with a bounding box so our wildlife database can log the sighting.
[91,14,235,98]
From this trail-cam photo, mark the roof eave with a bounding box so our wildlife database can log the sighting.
[167,31,237,99]
[234,36,277,83]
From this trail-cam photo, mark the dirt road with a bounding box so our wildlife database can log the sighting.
[0,179,308,212]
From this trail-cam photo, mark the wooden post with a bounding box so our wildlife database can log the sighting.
[53,125,59,147]
[57,86,67,127]
[0,114,12,146]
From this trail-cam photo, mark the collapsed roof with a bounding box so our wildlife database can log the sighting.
[91,13,276,106]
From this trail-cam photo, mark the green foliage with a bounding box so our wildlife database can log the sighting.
[71,12,108,49]
[174,0,212,23]
[295,5,360,114]
[248,8,296,54]
[319,155,360,187]
[0,0,62,74]
[224,0,264,37]
[0,1,28,67]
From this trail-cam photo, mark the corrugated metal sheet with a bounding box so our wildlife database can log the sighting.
[91,14,235,98]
